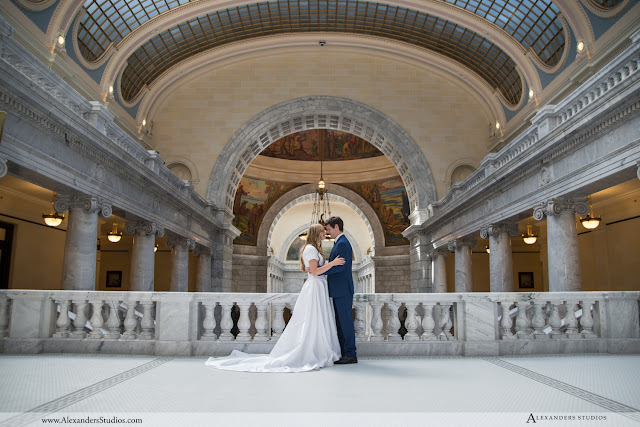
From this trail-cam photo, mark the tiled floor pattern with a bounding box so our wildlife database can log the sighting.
[0,353,638,426]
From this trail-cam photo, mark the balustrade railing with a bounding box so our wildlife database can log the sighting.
[0,290,637,357]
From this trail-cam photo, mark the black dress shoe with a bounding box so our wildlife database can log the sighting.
[334,356,358,364]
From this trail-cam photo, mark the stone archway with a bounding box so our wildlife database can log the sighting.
[257,183,385,254]
[207,96,437,220]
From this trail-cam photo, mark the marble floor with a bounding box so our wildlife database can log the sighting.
[0,353,639,426]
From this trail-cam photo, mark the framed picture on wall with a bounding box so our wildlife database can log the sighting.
[106,270,122,288]
[518,272,534,289]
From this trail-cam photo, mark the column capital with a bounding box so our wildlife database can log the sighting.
[54,194,112,218]
[448,237,478,251]
[124,221,164,237]
[193,245,212,257]
[166,234,196,250]
[429,246,451,258]
[533,198,588,220]
[480,223,519,239]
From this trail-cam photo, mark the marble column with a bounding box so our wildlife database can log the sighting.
[212,227,239,292]
[125,221,164,292]
[408,231,432,293]
[533,198,588,292]
[448,237,477,293]
[55,195,111,290]
[166,234,195,292]
[480,223,518,292]
[430,247,450,293]
[193,245,213,293]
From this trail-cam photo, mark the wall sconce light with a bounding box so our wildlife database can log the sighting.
[485,245,490,254]
[107,222,122,243]
[522,224,538,245]
[577,41,585,52]
[108,85,114,95]
[154,244,159,253]
[142,118,147,127]
[529,89,534,98]
[495,121,500,130]
[57,35,65,46]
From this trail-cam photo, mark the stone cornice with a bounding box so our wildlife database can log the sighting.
[0,22,223,245]
[407,33,640,247]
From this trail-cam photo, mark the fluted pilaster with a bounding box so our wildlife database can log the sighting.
[125,221,164,292]
[533,198,588,292]
[55,194,112,290]
[480,223,518,292]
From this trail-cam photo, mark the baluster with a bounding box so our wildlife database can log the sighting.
[236,303,251,341]
[421,303,436,340]
[499,302,514,340]
[370,301,384,341]
[439,304,453,340]
[404,302,419,341]
[353,302,367,341]
[532,301,548,339]
[218,302,235,341]
[104,300,121,340]
[579,300,596,337]
[548,303,564,338]
[272,303,286,339]
[71,300,88,339]
[0,295,9,338]
[201,302,217,340]
[254,303,269,341]
[122,301,138,340]
[53,299,71,338]
[139,301,155,340]
[564,301,579,338]
[514,301,532,338]
[387,302,401,341]
[88,299,104,339]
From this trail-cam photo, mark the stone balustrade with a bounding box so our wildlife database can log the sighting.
[0,290,638,357]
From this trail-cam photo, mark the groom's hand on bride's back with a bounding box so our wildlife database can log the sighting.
[331,256,346,267]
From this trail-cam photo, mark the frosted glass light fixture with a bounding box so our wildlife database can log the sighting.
[107,223,122,243]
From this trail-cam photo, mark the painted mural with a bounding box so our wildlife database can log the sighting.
[343,177,410,246]
[260,129,383,161]
[233,177,300,245]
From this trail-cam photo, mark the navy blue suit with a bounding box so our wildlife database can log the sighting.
[324,234,357,358]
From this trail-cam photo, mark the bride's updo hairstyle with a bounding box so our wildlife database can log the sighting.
[299,223,325,272]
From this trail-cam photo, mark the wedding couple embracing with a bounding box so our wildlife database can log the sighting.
[206,216,357,373]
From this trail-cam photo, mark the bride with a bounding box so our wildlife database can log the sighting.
[205,223,345,372]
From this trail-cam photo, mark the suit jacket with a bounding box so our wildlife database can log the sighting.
[324,234,354,298]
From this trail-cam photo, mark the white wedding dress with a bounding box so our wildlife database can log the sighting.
[205,245,341,372]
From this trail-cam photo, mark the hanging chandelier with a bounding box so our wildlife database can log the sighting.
[311,133,331,226]
[580,195,601,230]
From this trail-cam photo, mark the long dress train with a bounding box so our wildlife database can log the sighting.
[205,245,341,372]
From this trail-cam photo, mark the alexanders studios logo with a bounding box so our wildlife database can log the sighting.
[527,413,608,423]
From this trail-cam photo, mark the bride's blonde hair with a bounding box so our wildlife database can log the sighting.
[299,223,325,272]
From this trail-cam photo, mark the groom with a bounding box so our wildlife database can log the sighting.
[323,216,357,364]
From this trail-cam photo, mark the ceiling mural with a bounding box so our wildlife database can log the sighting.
[260,130,383,162]
[343,177,410,246]
[233,177,301,245]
